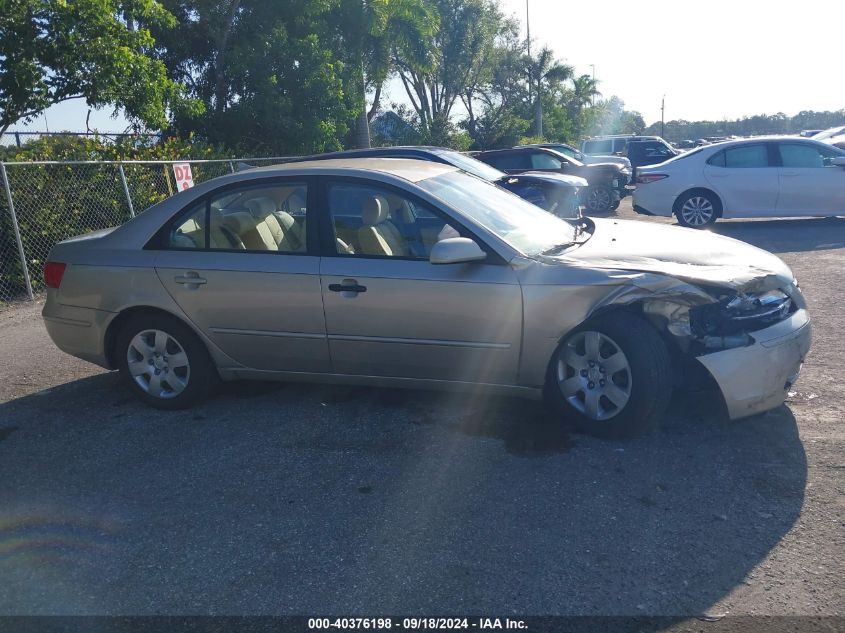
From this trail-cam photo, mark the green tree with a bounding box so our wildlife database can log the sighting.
[0,0,197,136]
[395,0,504,140]
[342,0,438,148]
[565,74,600,137]
[460,14,525,145]
[527,46,572,138]
[153,0,356,154]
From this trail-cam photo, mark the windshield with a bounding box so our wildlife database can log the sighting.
[546,144,578,159]
[545,148,584,167]
[439,150,506,182]
[654,146,706,164]
[418,171,577,256]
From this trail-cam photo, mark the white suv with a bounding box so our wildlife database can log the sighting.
[633,137,845,227]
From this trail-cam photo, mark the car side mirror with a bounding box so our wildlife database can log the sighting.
[832,157,845,168]
[429,238,487,265]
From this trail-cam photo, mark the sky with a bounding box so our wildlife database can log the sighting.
[496,0,845,123]
[11,0,845,134]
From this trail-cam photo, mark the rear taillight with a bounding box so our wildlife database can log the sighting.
[43,262,67,289]
[637,173,669,184]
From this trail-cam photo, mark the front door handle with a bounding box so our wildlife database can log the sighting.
[174,272,207,287]
[328,280,367,294]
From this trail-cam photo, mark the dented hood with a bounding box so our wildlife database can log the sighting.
[556,218,794,291]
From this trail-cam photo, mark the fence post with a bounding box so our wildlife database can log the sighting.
[118,163,135,218]
[0,163,34,300]
[228,160,235,173]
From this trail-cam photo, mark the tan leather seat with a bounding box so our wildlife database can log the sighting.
[357,196,410,256]
[252,197,306,252]
[222,211,275,250]
[210,208,245,249]
[220,197,305,252]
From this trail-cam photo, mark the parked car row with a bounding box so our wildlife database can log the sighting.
[284,147,587,220]
[42,156,812,438]
[813,125,845,150]
[633,137,845,227]
[470,146,630,214]
[520,142,632,170]
[579,134,682,179]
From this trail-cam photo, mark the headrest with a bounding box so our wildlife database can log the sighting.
[245,197,276,219]
[362,195,389,226]
[284,190,307,214]
[221,211,262,235]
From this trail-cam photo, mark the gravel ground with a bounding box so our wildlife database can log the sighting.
[0,200,842,617]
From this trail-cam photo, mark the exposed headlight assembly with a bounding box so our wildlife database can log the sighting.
[725,289,792,321]
[691,289,793,336]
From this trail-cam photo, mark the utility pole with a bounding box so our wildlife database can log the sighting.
[590,64,596,106]
[661,94,666,138]
[526,0,531,103]
[526,0,531,58]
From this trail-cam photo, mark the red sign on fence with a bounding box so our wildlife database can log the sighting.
[173,163,194,190]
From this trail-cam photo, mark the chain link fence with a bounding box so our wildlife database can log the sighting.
[0,157,290,303]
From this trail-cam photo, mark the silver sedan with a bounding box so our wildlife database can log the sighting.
[42,159,811,437]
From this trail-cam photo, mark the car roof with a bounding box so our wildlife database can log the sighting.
[585,135,658,140]
[475,146,552,155]
[289,147,452,160]
[702,136,834,148]
[249,157,457,182]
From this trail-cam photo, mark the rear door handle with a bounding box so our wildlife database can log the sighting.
[174,273,207,286]
[781,171,800,177]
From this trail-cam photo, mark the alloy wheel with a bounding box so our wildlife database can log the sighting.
[126,329,191,399]
[557,330,632,421]
[587,187,612,212]
[680,196,715,226]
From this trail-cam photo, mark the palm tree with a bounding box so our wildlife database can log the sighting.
[568,74,602,138]
[347,0,437,148]
[571,74,601,111]
[527,47,573,138]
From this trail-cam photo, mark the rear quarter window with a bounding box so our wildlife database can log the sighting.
[583,140,613,154]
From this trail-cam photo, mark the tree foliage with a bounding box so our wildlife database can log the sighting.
[0,0,200,135]
[150,0,358,154]
[3,0,836,154]
[645,110,845,142]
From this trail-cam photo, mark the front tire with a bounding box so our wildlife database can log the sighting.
[115,313,217,409]
[585,185,615,214]
[675,191,719,228]
[545,314,672,439]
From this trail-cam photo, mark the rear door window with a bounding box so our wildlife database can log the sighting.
[708,144,770,168]
[486,153,531,170]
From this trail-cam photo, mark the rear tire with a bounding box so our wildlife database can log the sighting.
[115,313,217,409]
[675,190,719,228]
[545,313,672,439]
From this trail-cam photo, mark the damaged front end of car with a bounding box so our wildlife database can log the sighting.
[634,277,811,419]
[641,280,803,352]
